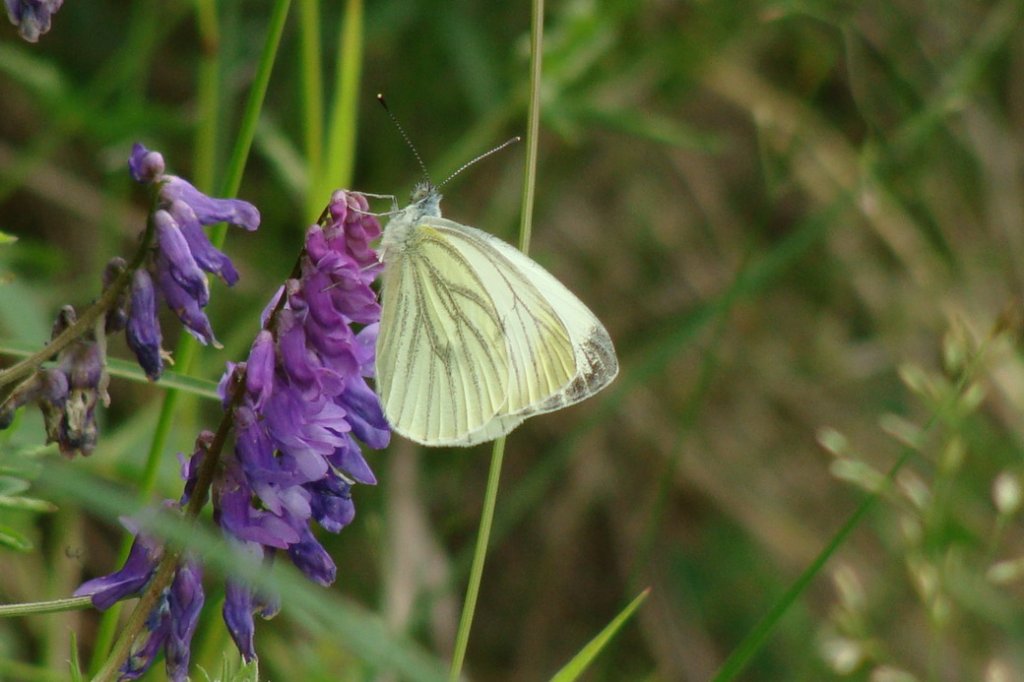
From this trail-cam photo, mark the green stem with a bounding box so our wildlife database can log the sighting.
[0,596,92,617]
[448,1,545,679]
[322,0,364,200]
[298,0,325,219]
[448,440,506,681]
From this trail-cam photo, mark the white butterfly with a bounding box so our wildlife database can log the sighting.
[375,182,618,446]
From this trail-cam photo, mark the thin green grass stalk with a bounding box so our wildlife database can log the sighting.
[448,2,545,679]
[549,588,650,682]
[193,0,221,193]
[449,439,506,681]
[321,0,364,200]
[710,343,995,681]
[298,0,325,220]
[89,4,292,679]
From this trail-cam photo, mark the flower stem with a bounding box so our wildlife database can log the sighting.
[0,220,153,393]
[0,596,93,617]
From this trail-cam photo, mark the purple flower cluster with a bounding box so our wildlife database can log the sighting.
[73,191,391,674]
[213,190,389,659]
[74,436,210,681]
[4,0,62,42]
[0,144,258,457]
[125,143,260,379]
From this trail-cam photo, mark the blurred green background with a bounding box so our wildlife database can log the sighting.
[3,0,1024,680]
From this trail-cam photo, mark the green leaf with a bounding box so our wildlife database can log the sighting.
[0,476,29,496]
[0,524,33,551]
[549,588,650,682]
[0,495,58,512]
[0,458,44,479]
[0,231,17,245]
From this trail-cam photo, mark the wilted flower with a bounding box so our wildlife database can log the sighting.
[4,0,63,42]
[0,305,107,457]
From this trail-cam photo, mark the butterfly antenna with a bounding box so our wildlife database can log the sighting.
[377,93,433,187]
[437,136,522,190]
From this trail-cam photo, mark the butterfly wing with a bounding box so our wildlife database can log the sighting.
[376,224,511,445]
[376,216,618,446]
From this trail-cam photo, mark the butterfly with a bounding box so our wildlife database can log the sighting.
[374,181,618,446]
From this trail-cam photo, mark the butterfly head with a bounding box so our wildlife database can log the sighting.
[409,181,442,217]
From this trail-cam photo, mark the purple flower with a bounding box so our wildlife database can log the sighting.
[70,191,388,673]
[73,435,209,681]
[126,269,163,380]
[113,559,203,682]
[124,142,260,375]
[74,529,163,610]
[208,191,389,658]
[4,0,63,42]
[74,535,204,682]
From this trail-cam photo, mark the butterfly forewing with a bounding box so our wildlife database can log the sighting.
[427,219,580,415]
[376,196,619,447]
[376,227,511,444]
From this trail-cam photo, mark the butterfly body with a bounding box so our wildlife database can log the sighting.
[375,186,618,446]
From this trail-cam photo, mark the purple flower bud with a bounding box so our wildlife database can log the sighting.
[129,145,163,184]
[337,377,390,451]
[154,210,209,307]
[0,367,67,430]
[166,561,204,682]
[286,527,336,586]
[74,532,163,610]
[308,475,355,533]
[50,304,76,338]
[26,329,109,454]
[245,331,275,411]
[128,143,165,184]
[328,435,377,485]
[126,268,164,380]
[180,431,212,506]
[122,601,170,680]
[155,264,219,346]
[168,199,241,285]
[325,190,382,271]
[4,0,63,42]
[224,580,257,662]
[161,177,260,232]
